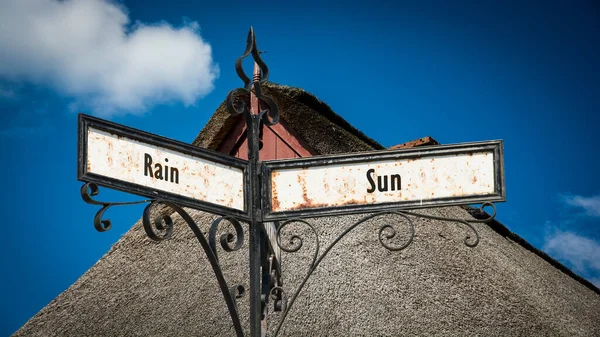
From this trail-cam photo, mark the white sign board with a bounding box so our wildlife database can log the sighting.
[79,114,249,219]
[262,141,504,220]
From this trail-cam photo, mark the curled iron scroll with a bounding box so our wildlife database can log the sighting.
[209,216,245,263]
[226,27,279,126]
[400,202,497,247]
[80,182,150,232]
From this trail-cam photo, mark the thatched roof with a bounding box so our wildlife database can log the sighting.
[193,82,384,154]
[14,83,600,336]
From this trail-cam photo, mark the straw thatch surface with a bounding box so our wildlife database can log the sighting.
[14,207,600,336]
[14,83,600,336]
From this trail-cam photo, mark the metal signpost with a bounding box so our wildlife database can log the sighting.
[78,28,505,337]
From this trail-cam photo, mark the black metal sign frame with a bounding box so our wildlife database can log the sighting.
[261,140,505,221]
[78,113,252,221]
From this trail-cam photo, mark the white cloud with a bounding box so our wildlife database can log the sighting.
[561,194,600,217]
[0,0,219,116]
[543,230,600,276]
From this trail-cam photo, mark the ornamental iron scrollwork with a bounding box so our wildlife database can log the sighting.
[270,203,496,336]
[80,183,247,337]
[81,180,496,337]
[80,182,151,232]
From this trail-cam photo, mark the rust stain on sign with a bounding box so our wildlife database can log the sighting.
[86,128,245,211]
[270,151,496,213]
[271,172,280,211]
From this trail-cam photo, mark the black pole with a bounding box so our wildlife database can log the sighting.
[246,112,263,337]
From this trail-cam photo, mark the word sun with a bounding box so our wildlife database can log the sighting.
[144,153,180,184]
[366,168,401,193]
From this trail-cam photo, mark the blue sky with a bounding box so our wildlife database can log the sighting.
[1,0,599,335]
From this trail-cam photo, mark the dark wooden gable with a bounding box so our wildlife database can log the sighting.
[216,115,316,160]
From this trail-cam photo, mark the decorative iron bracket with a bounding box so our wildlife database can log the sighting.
[81,182,248,336]
[269,203,495,336]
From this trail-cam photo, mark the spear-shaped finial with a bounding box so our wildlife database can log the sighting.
[226,27,278,125]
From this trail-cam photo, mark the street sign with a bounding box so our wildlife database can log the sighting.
[78,114,250,220]
[261,140,505,220]
[76,29,509,337]
[78,114,505,245]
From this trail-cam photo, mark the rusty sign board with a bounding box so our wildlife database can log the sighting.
[261,140,505,220]
[78,114,250,219]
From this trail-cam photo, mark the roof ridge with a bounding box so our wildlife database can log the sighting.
[262,81,385,151]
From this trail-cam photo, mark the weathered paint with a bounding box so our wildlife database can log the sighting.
[87,127,245,211]
[270,151,496,213]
